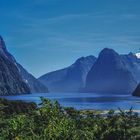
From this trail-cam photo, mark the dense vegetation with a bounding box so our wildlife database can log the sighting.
[0,98,140,140]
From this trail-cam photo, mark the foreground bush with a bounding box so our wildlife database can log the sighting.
[0,98,140,140]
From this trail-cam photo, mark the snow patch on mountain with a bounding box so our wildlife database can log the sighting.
[135,53,140,59]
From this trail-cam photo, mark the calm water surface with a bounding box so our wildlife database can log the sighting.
[1,92,140,110]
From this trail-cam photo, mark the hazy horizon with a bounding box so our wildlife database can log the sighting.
[1,0,140,77]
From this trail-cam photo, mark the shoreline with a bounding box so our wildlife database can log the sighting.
[79,109,140,115]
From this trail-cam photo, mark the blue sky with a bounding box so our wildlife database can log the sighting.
[1,0,140,77]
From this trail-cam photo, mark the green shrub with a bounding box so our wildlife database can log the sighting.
[0,98,140,140]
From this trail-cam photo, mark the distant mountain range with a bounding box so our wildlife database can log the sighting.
[39,48,140,95]
[39,56,96,92]
[0,36,48,95]
[1,34,140,96]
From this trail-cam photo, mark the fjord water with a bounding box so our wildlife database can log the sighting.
[1,92,140,110]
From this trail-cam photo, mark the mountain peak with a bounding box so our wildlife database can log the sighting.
[74,55,96,66]
[0,35,15,62]
[0,35,3,41]
[126,52,138,59]
[100,48,118,55]
[128,52,133,55]
[0,35,7,51]
[98,48,119,60]
[0,35,4,45]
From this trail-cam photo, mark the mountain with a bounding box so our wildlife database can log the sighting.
[39,56,96,92]
[132,83,140,97]
[121,53,140,83]
[0,36,30,95]
[0,35,48,94]
[85,48,137,94]
[17,64,48,93]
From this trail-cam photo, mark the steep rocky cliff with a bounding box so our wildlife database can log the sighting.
[0,36,30,95]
